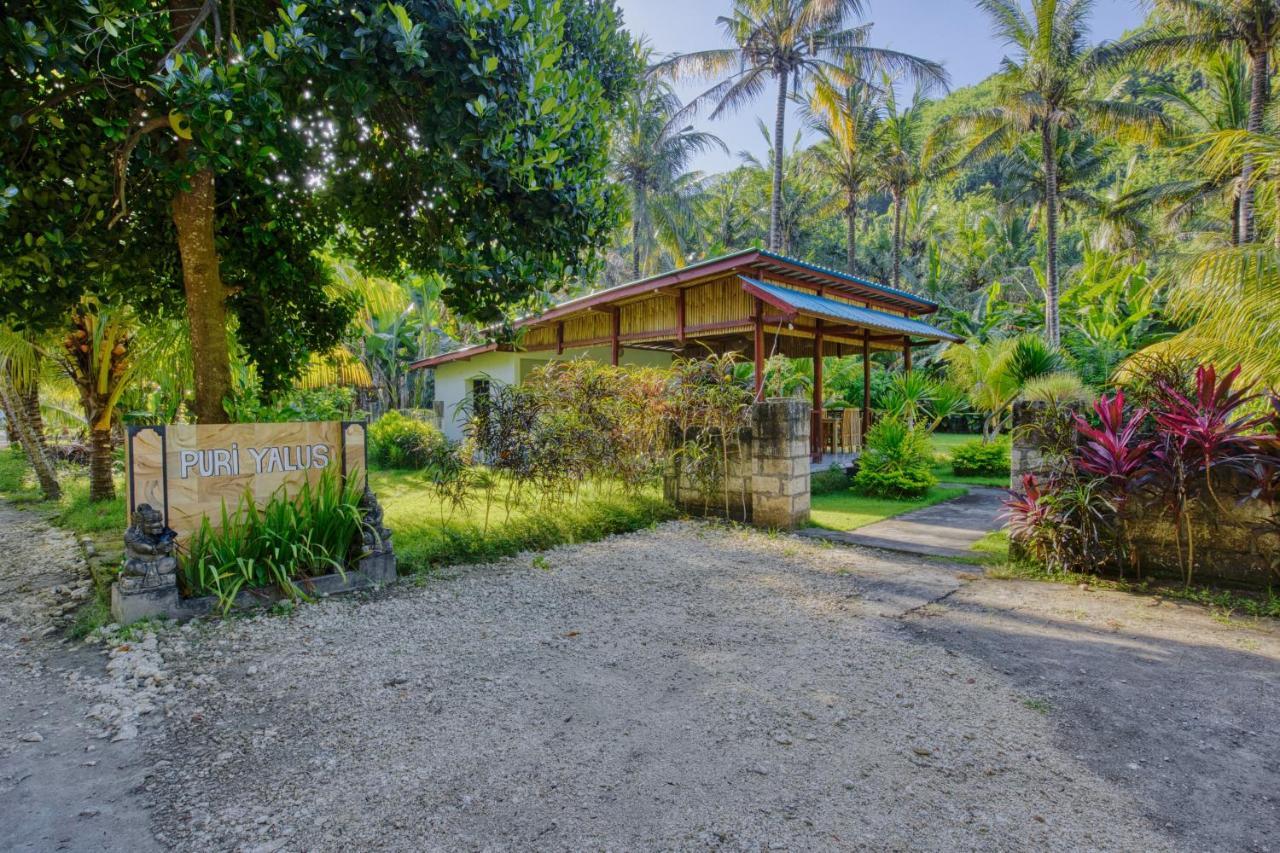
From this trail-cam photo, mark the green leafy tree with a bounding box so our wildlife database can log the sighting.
[1,0,637,423]
[657,0,945,251]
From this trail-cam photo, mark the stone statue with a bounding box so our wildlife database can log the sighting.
[359,486,393,555]
[121,504,178,591]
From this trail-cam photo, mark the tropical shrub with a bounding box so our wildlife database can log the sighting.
[951,437,1011,478]
[1003,472,1113,574]
[182,472,365,613]
[369,411,446,469]
[853,417,937,498]
[1006,362,1275,586]
[811,464,852,496]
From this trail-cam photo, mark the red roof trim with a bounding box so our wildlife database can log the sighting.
[740,278,800,318]
[408,343,499,370]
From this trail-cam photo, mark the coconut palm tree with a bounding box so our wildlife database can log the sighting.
[738,124,836,255]
[806,70,883,273]
[656,0,946,251]
[1137,125,1280,387]
[1092,0,1280,243]
[875,83,930,289]
[612,65,726,279]
[949,0,1166,349]
[0,328,60,500]
[1116,48,1250,241]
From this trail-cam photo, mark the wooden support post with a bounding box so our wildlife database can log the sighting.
[753,298,765,397]
[902,335,912,373]
[556,321,564,356]
[862,329,871,436]
[610,308,620,366]
[813,319,824,460]
[676,289,686,346]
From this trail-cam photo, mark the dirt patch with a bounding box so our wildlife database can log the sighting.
[0,501,160,853]
[903,576,1280,853]
[139,523,1175,850]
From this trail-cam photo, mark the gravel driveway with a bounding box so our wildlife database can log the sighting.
[6,517,1277,851]
[117,520,1275,852]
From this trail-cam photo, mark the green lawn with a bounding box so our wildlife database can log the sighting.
[809,485,967,531]
[0,448,126,536]
[370,468,675,573]
[928,432,1009,489]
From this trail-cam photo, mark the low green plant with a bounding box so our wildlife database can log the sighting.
[810,464,852,496]
[853,417,938,499]
[182,471,365,613]
[369,410,446,469]
[393,493,675,573]
[950,437,1011,478]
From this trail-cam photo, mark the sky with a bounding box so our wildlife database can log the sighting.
[614,0,1149,174]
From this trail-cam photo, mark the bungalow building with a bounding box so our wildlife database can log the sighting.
[409,249,961,460]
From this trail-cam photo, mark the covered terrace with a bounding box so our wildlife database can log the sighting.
[411,248,961,461]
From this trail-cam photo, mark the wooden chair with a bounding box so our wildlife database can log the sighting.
[841,409,862,453]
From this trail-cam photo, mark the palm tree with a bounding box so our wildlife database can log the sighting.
[612,66,726,278]
[738,124,836,255]
[657,0,946,251]
[0,328,60,500]
[1116,48,1250,241]
[875,83,929,289]
[950,0,1165,348]
[1092,0,1280,243]
[1141,125,1280,386]
[806,71,883,272]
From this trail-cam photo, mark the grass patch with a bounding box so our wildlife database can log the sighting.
[0,448,126,534]
[809,485,967,532]
[984,551,1280,620]
[373,468,676,572]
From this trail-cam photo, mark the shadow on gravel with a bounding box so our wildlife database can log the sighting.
[902,581,1280,853]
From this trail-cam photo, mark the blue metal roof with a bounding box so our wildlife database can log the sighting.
[754,249,938,309]
[740,277,962,343]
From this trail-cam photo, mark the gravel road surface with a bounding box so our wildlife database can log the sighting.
[4,512,1277,851]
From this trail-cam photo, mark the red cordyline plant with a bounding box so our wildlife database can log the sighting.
[1072,391,1152,576]
[1003,473,1051,544]
[1148,364,1267,587]
[1153,364,1266,486]
[1073,391,1152,486]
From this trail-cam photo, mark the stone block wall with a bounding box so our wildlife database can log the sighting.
[663,399,811,530]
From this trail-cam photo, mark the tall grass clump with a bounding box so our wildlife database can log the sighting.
[182,470,364,612]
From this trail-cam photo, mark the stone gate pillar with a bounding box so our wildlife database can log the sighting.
[750,399,811,529]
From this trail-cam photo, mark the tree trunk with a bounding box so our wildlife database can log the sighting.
[845,186,858,273]
[0,380,60,500]
[1041,123,1060,348]
[891,188,903,288]
[168,0,231,423]
[631,186,646,279]
[19,380,51,462]
[1240,47,1268,245]
[769,67,789,252]
[88,424,115,502]
[171,165,232,423]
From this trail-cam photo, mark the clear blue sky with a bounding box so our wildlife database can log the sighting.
[615,0,1148,173]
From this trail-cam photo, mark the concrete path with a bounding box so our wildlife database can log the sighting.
[800,486,1005,558]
